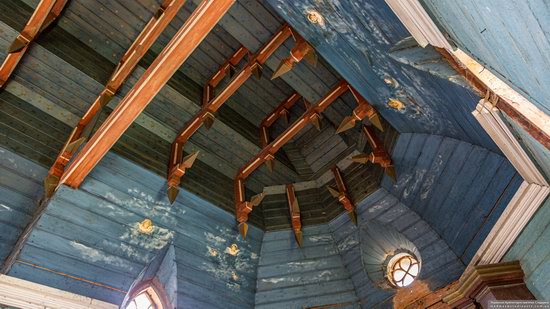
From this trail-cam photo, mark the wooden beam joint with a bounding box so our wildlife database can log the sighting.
[286,184,303,246]
[44,0,188,197]
[327,166,357,225]
[352,124,396,182]
[336,85,383,133]
[168,23,308,203]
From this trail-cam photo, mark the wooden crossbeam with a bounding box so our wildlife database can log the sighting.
[259,92,303,171]
[286,183,303,246]
[236,80,356,237]
[59,0,235,189]
[43,0,187,197]
[167,23,312,203]
[0,0,68,88]
[336,86,383,133]
[352,124,397,182]
[327,166,357,225]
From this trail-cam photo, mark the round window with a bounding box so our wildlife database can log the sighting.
[387,252,420,288]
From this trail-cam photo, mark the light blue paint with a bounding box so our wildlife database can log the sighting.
[256,225,359,309]
[0,147,46,265]
[381,133,522,263]
[505,197,550,300]
[328,188,464,308]
[7,151,263,307]
[266,0,499,153]
[423,0,550,116]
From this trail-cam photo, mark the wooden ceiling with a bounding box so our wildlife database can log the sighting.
[0,0,397,230]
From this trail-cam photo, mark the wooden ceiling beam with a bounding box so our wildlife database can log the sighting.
[327,166,357,225]
[286,184,303,246]
[236,80,352,238]
[43,0,187,196]
[0,0,68,88]
[59,0,235,189]
[259,92,303,171]
[352,124,397,182]
[167,23,312,203]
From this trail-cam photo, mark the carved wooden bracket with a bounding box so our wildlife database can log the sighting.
[44,0,187,197]
[443,261,535,308]
[286,184,303,246]
[235,81,356,237]
[0,0,68,88]
[260,92,303,171]
[271,30,317,80]
[327,166,357,225]
[336,86,383,133]
[168,23,312,203]
[60,0,236,190]
[352,124,397,182]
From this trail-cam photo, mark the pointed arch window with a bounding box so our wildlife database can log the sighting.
[125,285,165,309]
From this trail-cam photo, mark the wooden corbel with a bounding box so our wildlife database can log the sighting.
[272,30,317,80]
[327,166,357,225]
[168,23,311,203]
[260,92,303,171]
[0,0,68,88]
[336,86,383,133]
[286,184,303,246]
[44,0,187,197]
[352,124,397,182]
[59,0,236,190]
[235,81,352,237]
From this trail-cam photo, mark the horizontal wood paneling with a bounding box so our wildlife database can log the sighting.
[504,197,550,300]
[8,151,263,306]
[255,225,358,309]
[266,0,500,153]
[0,147,47,266]
[423,0,550,115]
[328,188,465,308]
[381,133,522,264]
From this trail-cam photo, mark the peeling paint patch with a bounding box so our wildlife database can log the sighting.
[70,241,134,272]
[120,222,174,251]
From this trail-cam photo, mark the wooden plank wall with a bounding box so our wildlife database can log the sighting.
[328,188,465,308]
[265,0,501,153]
[381,133,523,264]
[504,197,550,300]
[7,151,263,307]
[0,147,46,266]
[255,225,359,309]
[422,0,550,115]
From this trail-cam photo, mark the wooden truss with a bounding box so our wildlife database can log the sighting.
[327,166,357,225]
[286,184,303,246]
[352,124,397,182]
[43,0,187,196]
[271,34,317,80]
[59,0,235,189]
[0,0,68,88]
[336,86,383,133]
[235,80,381,237]
[167,24,315,203]
[259,92,303,171]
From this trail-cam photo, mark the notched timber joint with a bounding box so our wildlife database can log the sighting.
[336,86,383,133]
[328,167,357,225]
[352,125,397,182]
[272,30,318,80]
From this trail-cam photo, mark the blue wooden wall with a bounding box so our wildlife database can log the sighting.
[255,225,358,309]
[381,133,523,264]
[0,147,46,265]
[6,151,263,307]
[329,188,464,308]
[266,0,499,153]
[504,197,550,300]
[422,0,550,116]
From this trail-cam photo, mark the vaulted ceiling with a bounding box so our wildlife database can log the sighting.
[0,0,398,230]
